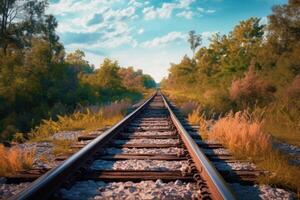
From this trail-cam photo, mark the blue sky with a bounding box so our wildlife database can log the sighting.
[47,0,287,82]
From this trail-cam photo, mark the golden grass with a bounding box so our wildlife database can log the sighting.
[30,101,130,141]
[209,111,272,158]
[0,144,34,176]
[255,104,300,147]
[188,108,210,140]
[52,139,76,156]
[208,111,300,192]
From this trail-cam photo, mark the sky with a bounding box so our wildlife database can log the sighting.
[47,0,287,82]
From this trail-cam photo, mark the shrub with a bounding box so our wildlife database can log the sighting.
[30,101,130,141]
[209,110,300,191]
[230,62,276,108]
[52,139,76,156]
[188,108,211,139]
[209,110,272,158]
[287,75,300,104]
[13,133,26,143]
[179,102,199,116]
[0,144,34,176]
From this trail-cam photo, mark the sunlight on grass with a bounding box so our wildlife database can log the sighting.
[207,111,300,192]
[0,144,34,176]
[209,111,272,158]
[188,108,210,140]
[52,139,76,156]
[30,101,130,141]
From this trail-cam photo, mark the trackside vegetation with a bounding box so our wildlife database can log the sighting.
[162,0,300,192]
[0,0,156,142]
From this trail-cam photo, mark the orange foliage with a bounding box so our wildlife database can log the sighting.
[0,144,34,176]
[209,111,272,158]
[287,75,300,100]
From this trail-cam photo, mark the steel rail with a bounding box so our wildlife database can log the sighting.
[11,93,156,200]
[161,93,236,200]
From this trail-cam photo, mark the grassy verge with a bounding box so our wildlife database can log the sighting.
[164,90,299,193]
[29,101,131,142]
[26,101,131,156]
[0,144,34,176]
[164,89,300,147]
[52,139,77,156]
[188,109,300,193]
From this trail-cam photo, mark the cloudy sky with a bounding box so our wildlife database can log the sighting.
[47,0,286,82]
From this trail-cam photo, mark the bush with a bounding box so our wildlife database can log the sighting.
[0,144,34,176]
[208,110,300,191]
[13,133,26,143]
[209,110,272,158]
[30,101,130,141]
[179,102,199,116]
[287,75,300,105]
[230,62,276,108]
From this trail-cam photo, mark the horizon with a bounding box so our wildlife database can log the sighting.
[48,0,287,82]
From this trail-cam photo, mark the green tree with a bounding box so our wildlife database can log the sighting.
[188,30,202,58]
[0,0,49,54]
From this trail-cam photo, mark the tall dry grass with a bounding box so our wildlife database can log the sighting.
[188,108,211,140]
[208,110,300,192]
[30,101,130,141]
[209,111,272,158]
[0,144,34,176]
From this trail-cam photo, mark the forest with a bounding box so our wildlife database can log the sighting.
[161,0,300,146]
[0,0,156,141]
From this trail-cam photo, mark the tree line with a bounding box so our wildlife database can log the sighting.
[161,0,300,142]
[0,0,156,141]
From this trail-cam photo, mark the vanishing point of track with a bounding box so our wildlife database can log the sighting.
[11,92,236,200]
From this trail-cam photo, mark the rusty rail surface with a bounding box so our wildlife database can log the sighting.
[11,91,236,200]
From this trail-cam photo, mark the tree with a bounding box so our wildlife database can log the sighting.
[66,49,93,74]
[188,30,202,58]
[267,0,300,52]
[0,0,62,56]
[42,14,64,61]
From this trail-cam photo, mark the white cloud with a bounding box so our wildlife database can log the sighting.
[206,9,216,14]
[178,0,196,8]
[141,32,186,48]
[197,7,216,14]
[142,6,157,20]
[201,31,219,43]
[143,0,195,20]
[128,0,143,8]
[177,10,193,19]
[47,0,140,50]
[260,16,268,25]
[138,28,144,34]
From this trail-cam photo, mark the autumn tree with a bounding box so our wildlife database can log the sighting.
[66,49,94,74]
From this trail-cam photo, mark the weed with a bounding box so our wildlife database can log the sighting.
[52,139,76,156]
[30,101,130,141]
[0,144,34,176]
[209,110,300,192]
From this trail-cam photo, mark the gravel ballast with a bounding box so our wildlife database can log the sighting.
[103,147,184,155]
[60,180,199,200]
[114,139,180,145]
[0,182,31,200]
[90,160,189,171]
[230,183,295,200]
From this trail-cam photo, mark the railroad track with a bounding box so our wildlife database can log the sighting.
[11,92,235,200]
